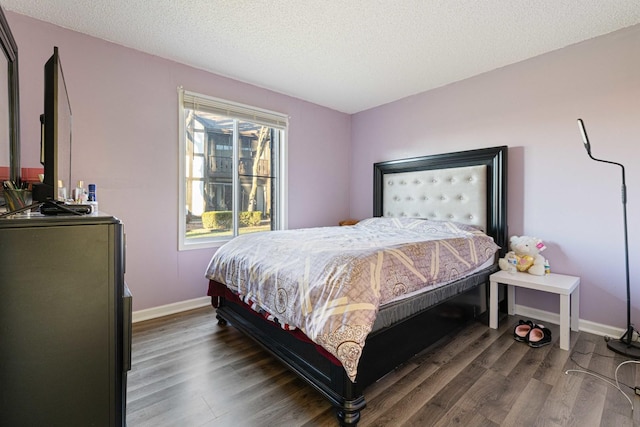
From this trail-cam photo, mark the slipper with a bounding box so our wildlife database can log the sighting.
[513,320,534,342]
[528,325,552,348]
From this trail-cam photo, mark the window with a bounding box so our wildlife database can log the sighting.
[178,88,287,250]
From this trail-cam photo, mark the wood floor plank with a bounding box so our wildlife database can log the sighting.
[443,332,553,425]
[126,307,640,426]
[534,337,597,426]
[365,325,507,426]
[500,378,553,427]
[404,361,487,426]
[566,337,613,427]
[347,322,495,425]
[128,344,276,407]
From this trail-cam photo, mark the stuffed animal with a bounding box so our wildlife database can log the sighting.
[498,235,547,276]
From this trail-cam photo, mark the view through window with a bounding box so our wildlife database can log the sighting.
[179,89,286,249]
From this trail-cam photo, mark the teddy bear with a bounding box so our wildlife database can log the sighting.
[498,235,547,276]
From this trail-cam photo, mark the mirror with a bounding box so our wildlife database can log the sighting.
[0,5,20,185]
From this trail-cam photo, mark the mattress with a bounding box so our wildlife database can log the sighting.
[372,261,496,331]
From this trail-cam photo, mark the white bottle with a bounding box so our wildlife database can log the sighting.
[74,180,86,203]
[57,180,67,202]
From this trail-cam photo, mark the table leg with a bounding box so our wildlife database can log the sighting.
[490,280,498,329]
[559,294,570,351]
[507,285,515,315]
[571,287,580,332]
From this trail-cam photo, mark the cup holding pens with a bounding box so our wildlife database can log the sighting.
[3,189,32,212]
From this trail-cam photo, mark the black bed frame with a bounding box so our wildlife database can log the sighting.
[213,146,508,426]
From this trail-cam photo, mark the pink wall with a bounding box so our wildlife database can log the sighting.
[351,25,640,328]
[8,12,352,311]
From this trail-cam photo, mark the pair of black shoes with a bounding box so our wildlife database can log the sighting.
[513,319,552,348]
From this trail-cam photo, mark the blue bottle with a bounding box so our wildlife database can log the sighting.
[88,184,97,202]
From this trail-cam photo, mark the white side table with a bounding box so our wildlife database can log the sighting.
[489,270,580,350]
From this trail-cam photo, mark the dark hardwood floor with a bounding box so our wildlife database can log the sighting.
[127,307,640,426]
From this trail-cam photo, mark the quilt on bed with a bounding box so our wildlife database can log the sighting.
[205,217,499,381]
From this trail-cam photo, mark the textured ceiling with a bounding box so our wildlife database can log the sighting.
[4,1,640,113]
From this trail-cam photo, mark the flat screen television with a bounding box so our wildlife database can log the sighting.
[32,46,72,202]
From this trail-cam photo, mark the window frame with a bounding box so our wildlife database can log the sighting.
[178,88,288,251]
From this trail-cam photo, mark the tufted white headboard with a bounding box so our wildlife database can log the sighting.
[381,165,487,230]
[373,146,508,254]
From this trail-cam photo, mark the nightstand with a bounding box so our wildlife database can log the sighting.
[489,270,580,350]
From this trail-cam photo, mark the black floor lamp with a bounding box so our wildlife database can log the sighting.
[577,118,639,357]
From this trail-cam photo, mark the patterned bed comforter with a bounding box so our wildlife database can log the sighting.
[205,217,499,381]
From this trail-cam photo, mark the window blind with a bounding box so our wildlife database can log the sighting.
[181,88,288,129]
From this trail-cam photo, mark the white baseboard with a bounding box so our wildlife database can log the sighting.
[513,303,625,339]
[132,296,211,323]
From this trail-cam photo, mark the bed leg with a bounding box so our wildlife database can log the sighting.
[336,410,360,426]
[336,396,365,426]
[216,314,227,326]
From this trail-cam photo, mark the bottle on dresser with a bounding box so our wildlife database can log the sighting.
[87,184,98,213]
[74,180,87,204]
[57,180,67,202]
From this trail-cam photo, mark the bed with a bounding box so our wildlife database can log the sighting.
[206,146,508,426]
